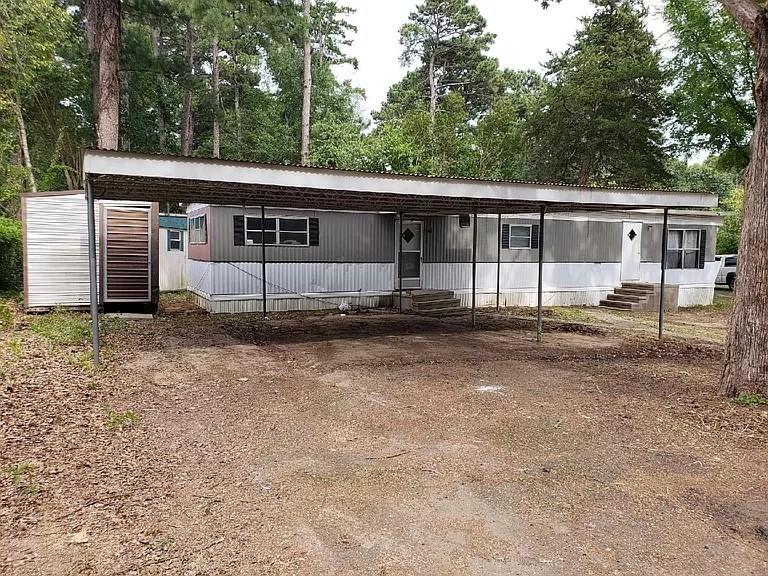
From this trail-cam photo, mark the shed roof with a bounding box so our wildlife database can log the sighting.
[83,150,718,215]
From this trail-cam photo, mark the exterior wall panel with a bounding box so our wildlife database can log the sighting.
[422,216,621,263]
[641,224,718,262]
[24,193,101,308]
[211,207,395,263]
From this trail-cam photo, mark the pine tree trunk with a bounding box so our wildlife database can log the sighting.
[211,35,220,158]
[301,0,312,165]
[234,80,241,150]
[13,95,37,194]
[86,0,121,150]
[577,154,593,186]
[719,10,768,397]
[429,51,437,123]
[150,26,167,153]
[181,22,194,157]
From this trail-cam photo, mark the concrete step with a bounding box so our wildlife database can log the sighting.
[621,282,655,292]
[410,290,454,302]
[615,287,653,297]
[606,293,644,303]
[599,299,635,310]
[412,298,461,311]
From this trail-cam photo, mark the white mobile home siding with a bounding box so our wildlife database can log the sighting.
[187,207,721,312]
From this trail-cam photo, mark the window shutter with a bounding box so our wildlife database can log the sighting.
[179,231,184,252]
[501,224,510,249]
[309,218,320,246]
[698,229,707,269]
[530,225,540,250]
[166,229,172,250]
[233,215,245,246]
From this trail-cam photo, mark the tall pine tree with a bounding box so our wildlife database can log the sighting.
[528,0,669,186]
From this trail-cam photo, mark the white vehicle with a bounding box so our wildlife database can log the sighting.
[715,254,737,290]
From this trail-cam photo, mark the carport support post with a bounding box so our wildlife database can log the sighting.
[398,213,403,313]
[659,207,669,339]
[536,205,546,343]
[85,178,100,365]
[496,213,501,311]
[261,205,267,320]
[472,210,478,327]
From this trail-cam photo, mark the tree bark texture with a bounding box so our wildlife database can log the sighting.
[428,51,437,123]
[211,35,220,158]
[86,0,120,150]
[14,95,37,194]
[300,0,312,165]
[181,22,194,157]
[719,1,768,396]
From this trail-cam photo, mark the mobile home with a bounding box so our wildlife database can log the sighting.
[185,204,721,314]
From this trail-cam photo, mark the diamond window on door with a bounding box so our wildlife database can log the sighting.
[402,227,415,243]
[627,229,637,241]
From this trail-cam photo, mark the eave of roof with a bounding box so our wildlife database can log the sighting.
[83,149,718,214]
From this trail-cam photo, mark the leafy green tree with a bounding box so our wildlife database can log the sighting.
[476,70,545,180]
[398,0,499,122]
[716,186,744,254]
[0,0,71,194]
[528,0,669,187]
[665,158,739,202]
[664,0,755,171]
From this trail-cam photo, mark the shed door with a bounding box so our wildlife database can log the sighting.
[621,221,642,282]
[103,207,151,302]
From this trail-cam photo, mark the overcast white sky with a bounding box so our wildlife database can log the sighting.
[335,0,668,118]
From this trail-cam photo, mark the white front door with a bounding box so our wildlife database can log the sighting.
[621,221,642,281]
[397,220,422,290]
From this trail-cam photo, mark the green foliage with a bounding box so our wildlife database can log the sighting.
[733,392,768,407]
[30,310,91,346]
[0,301,12,332]
[5,462,38,494]
[716,186,744,254]
[664,0,755,171]
[666,159,739,202]
[527,0,669,187]
[104,408,141,431]
[0,217,22,292]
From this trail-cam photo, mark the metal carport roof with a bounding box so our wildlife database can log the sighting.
[81,149,718,365]
[83,149,718,214]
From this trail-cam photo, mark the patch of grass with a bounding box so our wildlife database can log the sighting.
[5,462,38,494]
[734,393,768,407]
[101,315,128,335]
[66,349,97,372]
[161,290,191,302]
[0,291,23,304]
[0,301,11,332]
[30,310,91,346]
[6,338,22,357]
[29,311,127,347]
[104,408,141,432]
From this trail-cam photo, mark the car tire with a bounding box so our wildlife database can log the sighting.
[727,273,736,291]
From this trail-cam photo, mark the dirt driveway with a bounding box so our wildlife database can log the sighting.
[2,300,767,575]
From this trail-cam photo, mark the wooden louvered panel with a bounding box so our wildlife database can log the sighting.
[105,208,150,302]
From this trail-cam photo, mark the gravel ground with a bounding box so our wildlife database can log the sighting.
[2,295,767,575]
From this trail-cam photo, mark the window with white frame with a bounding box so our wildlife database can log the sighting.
[167,229,183,251]
[245,216,309,246]
[189,215,207,244]
[507,225,532,248]
[666,229,700,269]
